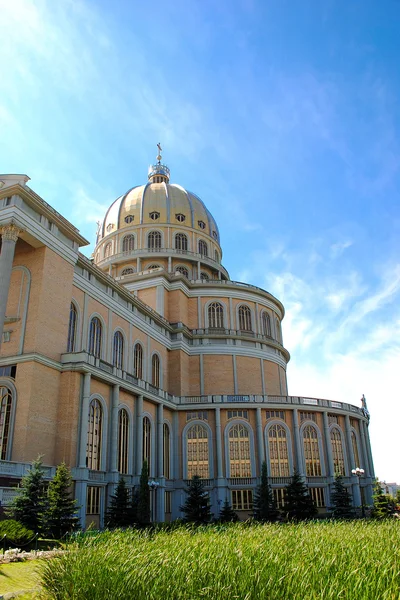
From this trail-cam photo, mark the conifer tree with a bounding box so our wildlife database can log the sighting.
[253,461,279,522]
[106,477,132,528]
[371,479,395,519]
[330,475,355,519]
[283,469,317,521]
[9,456,47,533]
[137,460,151,525]
[218,499,238,523]
[45,462,79,538]
[180,475,212,524]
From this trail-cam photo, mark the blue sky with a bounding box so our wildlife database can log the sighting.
[1,0,400,482]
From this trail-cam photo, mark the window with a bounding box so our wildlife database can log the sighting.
[175,266,189,278]
[208,302,224,329]
[238,305,252,331]
[231,489,253,510]
[113,331,124,369]
[175,213,186,222]
[148,231,162,249]
[198,240,208,256]
[124,215,134,223]
[351,431,360,467]
[149,211,160,220]
[261,312,272,337]
[88,317,102,358]
[187,424,209,479]
[299,412,316,423]
[186,411,208,421]
[214,250,219,262]
[212,231,218,240]
[143,416,151,468]
[273,488,286,509]
[87,399,103,470]
[328,414,338,425]
[121,267,135,276]
[104,242,112,258]
[227,410,248,420]
[163,423,170,479]
[310,487,325,507]
[266,410,285,421]
[330,428,345,476]
[133,343,143,379]
[0,386,12,460]
[86,486,101,515]
[276,318,282,343]
[200,272,209,281]
[122,234,135,252]
[165,491,172,514]
[175,233,188,251]
[198,220,206,229]
[151,354,160,388]
[0,366,16,379]
[67,303,78,352]
[268,424,290,477]
[303,425,322,476]
[147,264,161,270]
[106,224,114,232]
[118,409,129,474]
[229,423,251,478]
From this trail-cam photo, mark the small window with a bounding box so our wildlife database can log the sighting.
[124,215,134,223]
[198,240,208,257]
[148,231,162,249]
[198,220,206,229]
[150,211,160,220]
[175,233,188,251]
[106,224,114,232]
[266,410,285,421]
[122,234,135,252]
[231,489,253,510]
[104,243,112,258]
[238,305,252,331]
[310,487,325,507]
[214,250,219,262]
[300,412,316,423]
[227,410,248,420]
[200,272,209,281]
[212,231,217,240]
[186,411,208,421]
[147,264,161,270]
[152,354,160,388]
[121,267,135,276]
[175,213,186,222]
[175,266,189,278]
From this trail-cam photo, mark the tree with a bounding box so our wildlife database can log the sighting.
[9,456,47,533]
[253,462,279,522]
[106,477,132,528]
[283,469,317,521]
[180,475,212,524]
[330,475,355,519]
[372,479,396,519]
[137,460,150,525]
[45,463,79,538]
[218,499,238,523]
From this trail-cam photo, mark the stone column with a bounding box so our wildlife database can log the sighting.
[359,421,370,477]
[78,373,91,468]
[364,421,375,478]
[345,415,361,507]
[157,403,165,521]
[215,407,223,479]
[322,412,334,478]
[0,224,21,348]
[256,407,265,471]
[197,261,201,279]
[135,395,144,476]
[292,409,304,475]
[109,384,120,476]
[168,256,172,273]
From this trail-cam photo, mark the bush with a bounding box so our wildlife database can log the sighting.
[0,519,35,546]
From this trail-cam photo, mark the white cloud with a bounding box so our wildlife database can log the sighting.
[330,239,353,258]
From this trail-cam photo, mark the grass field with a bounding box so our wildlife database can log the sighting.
[39,520,400,599]
[0,560,41,597]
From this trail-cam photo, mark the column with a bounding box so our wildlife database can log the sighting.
[135,395,144,476]
[0,224,21,348]
[256,407,265,471]
[171,411,180,520]
[359,421,370,477]
[137,257,141,272]
[215,407,223,479]
[168,256,172,273]
[197,260,201,279]
[292,409,304,475]
[157,403,165,521]
[109,384,120,476]
[322,412,334,478]
[345,415,361,507]
[364,422,375,478]
[78,373,91,468]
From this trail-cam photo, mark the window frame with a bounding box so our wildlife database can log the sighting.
[182,420,214,480]
[265,421,293,477]
[122,234,135,253]
[300,422,325,477]
[112,330,125,370]
[0,381,16,461]
[88,315,104,359]
[67,302,78,352]
[224,420,255,479]
[147,230,162,250]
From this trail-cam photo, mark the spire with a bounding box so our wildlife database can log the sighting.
[148,143,170,183]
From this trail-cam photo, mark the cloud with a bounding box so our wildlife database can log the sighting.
[330,239,353,259]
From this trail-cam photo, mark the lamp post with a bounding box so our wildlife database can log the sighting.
[148,480,160,522]
[352,467,365,517]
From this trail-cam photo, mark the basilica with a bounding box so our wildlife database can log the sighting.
[0,150,374,526]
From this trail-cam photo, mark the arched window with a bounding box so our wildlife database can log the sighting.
[187,423,209,479]
[175,266,189,278]
[113,331,124,370]
[133,343,143,379]
[229,423,251,478]
[143,416,151,468]
[122,234,135,252]
[261,312,272,337]
[148,231,162,250]
[238,305,252,331]
[208,302,224,329]
[147,264,161,270]
[276,318,282,343]
[104,242,112,258]
[121,267,135,276]
[351,431,360,467]
[214,250,219,262]
[200,272,209,281]
[330,428,345,476]
[152,354,160,388]
[67,303,78,352]
[268,424,290,477]
[0,386,12,460]
[118,409,129,474]
[303,425,322,476]
[87,399,103,470]
[175,233,188,251]
[163,423,170,479]
[88,317,102,358]
[198,240,208,257]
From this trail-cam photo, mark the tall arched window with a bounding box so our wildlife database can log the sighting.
[238,305,252,331]
[67,303,78,352]
[133,343,143,379]
[104,242,112,258]
[148,231,162,250]
[113,331,124,370]
[330,428,345,475]
[143,416,151,469]
[208,302,224,329]
[303,425,322,476]
[122,234,135,252]
[261,312,272,337]
[198,240,208,257]
[151,354,160,388]
[229,423,251,478]
[163,423,170,479]
[0,386,12,460]
[187,424,209,479]
[276,318,282,343]
[88,317,102,358]
[175,233,188,251]
[87,399,103,470]
[268,423,290,477]
[214,250,219,262]
[118,409,129,474]
[351,431,361,467]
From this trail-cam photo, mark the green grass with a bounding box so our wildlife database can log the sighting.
[40,521,400,599]
[0,560,41,597]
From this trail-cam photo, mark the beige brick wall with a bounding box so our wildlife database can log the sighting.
[263,360,281,396]
[203,354,234,395]
[137,287,157,311]
[236,356,263,395]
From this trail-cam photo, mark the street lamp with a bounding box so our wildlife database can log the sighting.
[148,480,160,522]
[352,467,365,517]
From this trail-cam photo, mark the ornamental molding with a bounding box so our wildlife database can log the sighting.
[1,223,22,242]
